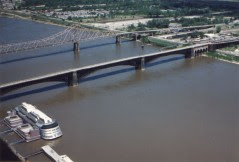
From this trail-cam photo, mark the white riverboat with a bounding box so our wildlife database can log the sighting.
[5,102,63,140]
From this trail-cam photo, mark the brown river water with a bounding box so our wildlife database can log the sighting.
[0,17,239,162]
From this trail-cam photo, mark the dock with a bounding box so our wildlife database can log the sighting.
[41,145,73,162]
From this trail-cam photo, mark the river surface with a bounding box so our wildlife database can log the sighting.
[0,17,239,162]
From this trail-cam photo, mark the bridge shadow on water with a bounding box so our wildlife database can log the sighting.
[0,49,72,65]
[0,40,130,65]
[0,56,184,102]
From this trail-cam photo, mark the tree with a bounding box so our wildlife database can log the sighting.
[137,22,146,31]
[189,31,204,39]
[128,24,136,31]
[146,19,170,28]
[208,30,214,34]
[68,16,72,20]
[224,19,229,25]
[216,26,221,33]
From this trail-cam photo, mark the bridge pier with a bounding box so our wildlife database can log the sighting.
[185,53,192,59]
[116,36,121,44]
[133,34,138,41]
[149,32,154,36]
[73,42,80,52]
[184,50,194,59]
[68,71,78,87]
[191,48,196,58]
[209,44,215,51]
[135,57,145,70]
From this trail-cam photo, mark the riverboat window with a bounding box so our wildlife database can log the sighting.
[21,124,30,128]
[18,111,26,117]
[30,112,40,120]
[38,118,45,124]
[19,106,27,112]
[10,115,18,119]
[28,115,38,122]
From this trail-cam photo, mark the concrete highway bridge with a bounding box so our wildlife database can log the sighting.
[115,25,215,43]
[2,39,239,95]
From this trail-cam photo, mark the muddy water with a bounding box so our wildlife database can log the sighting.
[0,17,239,162]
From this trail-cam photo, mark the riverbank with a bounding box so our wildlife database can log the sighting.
[0,10,122,32]
[141,36,187,50]
[204,51,239,65]
[0,10,72,28]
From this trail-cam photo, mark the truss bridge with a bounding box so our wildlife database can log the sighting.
[0,25,119,54]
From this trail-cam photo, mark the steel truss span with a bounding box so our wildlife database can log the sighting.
[0,25,118,54]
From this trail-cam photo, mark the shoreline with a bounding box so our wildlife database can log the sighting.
[0,10,69,28]
[0,11,122,32]
[203,54,239,65]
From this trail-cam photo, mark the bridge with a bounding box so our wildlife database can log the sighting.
[0,43,213,95]
[115,25,216,43]
[0,24,215,55]
[0,26,118,54]
[1,37,239,95]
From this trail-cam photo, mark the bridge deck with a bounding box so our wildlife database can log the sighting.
[0,44,209,89]
[1,37,239,93]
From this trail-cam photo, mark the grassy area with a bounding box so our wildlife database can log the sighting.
[143,37,179,49]
[233,31,239,37]
[206,51,239,62]
[31,14,72,26]
[222,45,239,52]
[95,15,146,23]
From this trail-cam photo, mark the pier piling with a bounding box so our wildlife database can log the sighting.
[73,42,80,52]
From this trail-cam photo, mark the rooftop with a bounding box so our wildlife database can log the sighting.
[21,102,53,124]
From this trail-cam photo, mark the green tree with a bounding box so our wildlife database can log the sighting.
[128,24,136,31]
[68,16,72,20]
[216,26,221,33]
[224,19,229,25]
[137,23,146,31]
